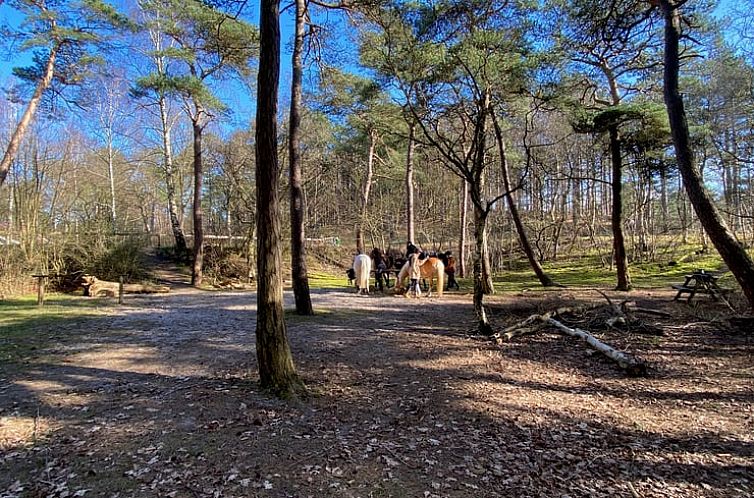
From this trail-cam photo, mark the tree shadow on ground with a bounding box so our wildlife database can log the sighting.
[1,288,752,497]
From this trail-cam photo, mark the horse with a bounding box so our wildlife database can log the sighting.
[438,251,460,290]
[352,254,371,295]
[370,247,390,291]
[395,256,444,297]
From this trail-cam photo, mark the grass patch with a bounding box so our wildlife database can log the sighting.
[488,252,731,292]
[303,250,735,295]
[0,294,105,364]
[307,271,348,290]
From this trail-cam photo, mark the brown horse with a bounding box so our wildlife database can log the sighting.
[395,256,445,297]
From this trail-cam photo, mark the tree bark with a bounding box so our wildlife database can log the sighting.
[660,167,669,233]
[458,178,468,278]
[481,234,494,294]
[472,91,494,295]
[158,95,188,257]
[256,0,304,395]
[356,128,376,254]
[288,0,313,315]
[405,120,416,244]
[106,130,117,228]
[660,0,754,310]
[191,112,205,287]
[0,43,58,187]
[473,203,493,335]
[492,112,557,287]
[609,125,632,291]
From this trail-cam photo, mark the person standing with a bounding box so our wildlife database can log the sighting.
[407,251,422,297]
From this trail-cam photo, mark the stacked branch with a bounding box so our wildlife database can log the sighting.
[498,301,649,376]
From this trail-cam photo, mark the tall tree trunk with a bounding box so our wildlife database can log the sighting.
[356,129,376,254]
[473,203,493,335]
[255,0,304,395]
[481,228,494,294]
[106,134,117,229]
[405,121,416,244]
[473,91,494,295]
[609,125,632,291]
[288,0,313,315]
[0,43,58,187]
[661,0,754,309]
[458,178,468,278]
[492,114,556,286]
[191,114,205,287]
[159,96,188,257]
[660,166,669,233]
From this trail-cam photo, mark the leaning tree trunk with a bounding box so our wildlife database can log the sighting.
[405,121,416,244]
[287,0,313,315]
[255,0,304,396]
[0,42,58,187]
[661,0,754,310]
[191,113,205,287]
[159,94,188,257]
[493,113,557,287]
[609,125,632,291]
[356,128,376,254]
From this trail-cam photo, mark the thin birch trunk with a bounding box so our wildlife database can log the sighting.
[356,129,376,254]
[405,121,416,244]
[458,178,468,278]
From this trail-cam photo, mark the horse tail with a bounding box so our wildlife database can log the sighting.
[396,260,409,290]
[436,261,444,297]
[355,255,370,294]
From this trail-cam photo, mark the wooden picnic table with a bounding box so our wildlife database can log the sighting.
[672,270,727,303]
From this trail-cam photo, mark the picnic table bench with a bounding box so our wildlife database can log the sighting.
[672,269,729,304]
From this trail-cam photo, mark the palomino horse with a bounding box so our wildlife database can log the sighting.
[353,254,371,295]
[395,256,445,297]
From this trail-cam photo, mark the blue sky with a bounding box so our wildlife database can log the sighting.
[0,0,740,135]
[0,1,299,129]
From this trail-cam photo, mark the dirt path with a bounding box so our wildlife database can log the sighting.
[1,286,752,497]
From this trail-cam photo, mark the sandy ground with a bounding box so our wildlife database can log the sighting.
[1,281,752,498]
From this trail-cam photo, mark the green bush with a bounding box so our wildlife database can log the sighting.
[49,238,153,292]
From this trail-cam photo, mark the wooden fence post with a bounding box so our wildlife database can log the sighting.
[118,276,124,305]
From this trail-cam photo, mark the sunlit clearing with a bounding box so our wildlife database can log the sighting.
[0,415,53,448]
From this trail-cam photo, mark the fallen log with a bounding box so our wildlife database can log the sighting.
[501,303,605,340]
[546,318,647,376]
[82,275,170,297]
[628,306,673,318]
